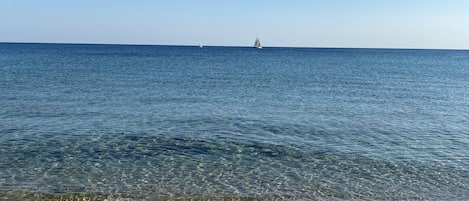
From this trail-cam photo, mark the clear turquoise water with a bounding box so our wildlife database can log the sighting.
[1,43,469,200]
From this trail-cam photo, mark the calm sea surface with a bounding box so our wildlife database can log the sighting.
[1,43,468,200]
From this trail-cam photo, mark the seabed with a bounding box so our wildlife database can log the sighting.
[0,191,297,201]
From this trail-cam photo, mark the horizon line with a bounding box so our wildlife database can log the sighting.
[1,41,468,51]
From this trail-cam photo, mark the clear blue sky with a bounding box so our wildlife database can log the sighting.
[1,0,469,49]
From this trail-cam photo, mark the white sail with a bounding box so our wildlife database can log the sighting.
[198,42,203,48]
[254,37,262,49]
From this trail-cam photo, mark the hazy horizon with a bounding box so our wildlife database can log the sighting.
[2,0,469,49]
[3,42,469,51]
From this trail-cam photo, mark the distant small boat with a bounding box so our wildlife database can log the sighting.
[254,36,262,49]
[198,42,203,48]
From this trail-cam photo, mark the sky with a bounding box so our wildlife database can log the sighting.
[1,0,469,49]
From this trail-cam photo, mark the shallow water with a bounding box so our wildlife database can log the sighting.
[1,43,469,200]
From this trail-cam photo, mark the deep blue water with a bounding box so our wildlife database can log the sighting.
[1,43,469,200]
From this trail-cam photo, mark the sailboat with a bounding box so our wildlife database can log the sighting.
[254,36,262,49]
[198,42,203,48]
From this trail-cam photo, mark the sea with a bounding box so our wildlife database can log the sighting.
[0,43,468,201]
